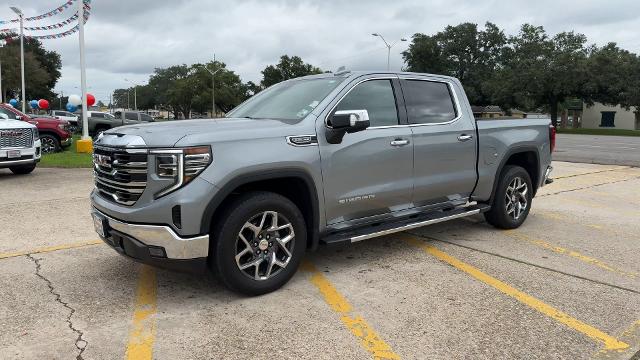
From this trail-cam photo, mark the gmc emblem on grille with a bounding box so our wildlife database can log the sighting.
[0,131,23,137]
[93,154,112,168]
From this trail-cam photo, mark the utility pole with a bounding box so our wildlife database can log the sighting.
[371,33,407,71]
[124,79,138,110]
[10,7,25,112]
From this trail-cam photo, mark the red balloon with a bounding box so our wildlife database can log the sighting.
[86,93,96,107]
[38,99,49,110]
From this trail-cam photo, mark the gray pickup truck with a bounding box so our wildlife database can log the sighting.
[82,110,155,136]
[90,71,554,295]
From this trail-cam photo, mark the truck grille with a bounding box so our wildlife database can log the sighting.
[93,146,148,206]
[0,128,33,148]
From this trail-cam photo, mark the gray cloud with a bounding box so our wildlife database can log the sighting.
[1,0,639,103]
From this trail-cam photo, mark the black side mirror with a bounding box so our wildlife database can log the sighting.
[326,110,370,144]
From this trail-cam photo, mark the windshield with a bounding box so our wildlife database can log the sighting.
[228,77,344,120]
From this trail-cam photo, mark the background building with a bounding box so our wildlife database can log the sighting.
[582,103,639,130]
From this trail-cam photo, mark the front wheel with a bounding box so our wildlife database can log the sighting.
[40,134,61,154]
[484,165,533,229]
[211,191,307,295]
[10,163,36,175]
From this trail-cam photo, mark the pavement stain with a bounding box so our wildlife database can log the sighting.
[25,254,87,360]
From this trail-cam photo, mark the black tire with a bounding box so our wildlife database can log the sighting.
[40,134,61,154]
[211,191,307,295]
[93,127,109,140]
[484,165,533,229]
[9,163,36,175]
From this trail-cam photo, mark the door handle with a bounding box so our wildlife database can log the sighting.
[457,134,473,142]
[390,139,410,147]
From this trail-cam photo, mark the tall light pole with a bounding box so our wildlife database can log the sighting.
[371,33,407,71]
[202,55,224,118]
[124,79,138,110]
[0,39,5,104]
[76,0,91,142]
[10,7,25,112]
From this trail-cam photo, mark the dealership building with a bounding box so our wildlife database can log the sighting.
[582,103,639,130]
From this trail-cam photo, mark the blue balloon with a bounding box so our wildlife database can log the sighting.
[9,99,18,107]
[66,103,78,112]
[30,100,39,109]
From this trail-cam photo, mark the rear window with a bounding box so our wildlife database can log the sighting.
[91,113,105,119]
[125,112,138,120]
[402,80,458,124]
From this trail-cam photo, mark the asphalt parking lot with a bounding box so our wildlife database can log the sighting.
[1,162,639,360]
[554,134,640,167]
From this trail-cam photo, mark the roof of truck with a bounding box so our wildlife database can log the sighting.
[298,70,458,82]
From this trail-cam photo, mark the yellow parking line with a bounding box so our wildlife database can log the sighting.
[0,240,103,260]
[404,235,629,351]
[594,319,640,358]
[301,261,400,359]
[125,265,158,360]
[504,231,637,278]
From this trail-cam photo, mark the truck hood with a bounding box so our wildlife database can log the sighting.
[103,117,309,147]
[0,119,36,129]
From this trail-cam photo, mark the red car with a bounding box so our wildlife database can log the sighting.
[0,104,72,153]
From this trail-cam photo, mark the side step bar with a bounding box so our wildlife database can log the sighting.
[321,203,490,245]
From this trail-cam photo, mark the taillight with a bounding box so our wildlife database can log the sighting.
[549,124,556,153]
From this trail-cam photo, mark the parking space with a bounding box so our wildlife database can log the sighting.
[1,162,639,359]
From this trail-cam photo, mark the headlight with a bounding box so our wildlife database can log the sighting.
[32,128,39,140]
[151,146,212,198]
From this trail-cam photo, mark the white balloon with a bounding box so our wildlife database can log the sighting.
[69,94,82,106]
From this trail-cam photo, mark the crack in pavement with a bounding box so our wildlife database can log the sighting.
[26,254,87,360]
[539,175,640,197]
[552,166,631,180]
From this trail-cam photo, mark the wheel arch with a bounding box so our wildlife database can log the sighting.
[201,169,320,251]
[489,146,541,204]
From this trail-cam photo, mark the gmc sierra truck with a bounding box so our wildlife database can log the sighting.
[90,71,554,295]
[1,113,41,174]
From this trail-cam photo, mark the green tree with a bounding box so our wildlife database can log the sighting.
[486,24,589,126]
[0,35,61,101]
[403,22,507,105]
[260,55,322,88]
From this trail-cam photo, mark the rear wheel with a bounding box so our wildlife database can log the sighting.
[9,163,36,175]
[40,134,60,154]
[211,191,306,295]
[484,165,533,229]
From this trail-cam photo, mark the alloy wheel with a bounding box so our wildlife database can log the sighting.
[234,211,295,281]
[505,176,528,220]
[41,137,58,154]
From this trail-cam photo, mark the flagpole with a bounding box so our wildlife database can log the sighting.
[78,0,89,141]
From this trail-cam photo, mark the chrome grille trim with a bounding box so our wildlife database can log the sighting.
[0,128,33,148]
[93,146,148,206]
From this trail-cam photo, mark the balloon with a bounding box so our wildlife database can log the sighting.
[86,93,96,106]
[38,99,50,110]
[9,99,18,107]
[68,94,82,106]
[66,103,78,113]
[30,100,39,109]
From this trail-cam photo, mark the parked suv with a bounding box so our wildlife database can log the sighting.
[1,113,41,174]
[0,104,72,153]
[90,71,554,295]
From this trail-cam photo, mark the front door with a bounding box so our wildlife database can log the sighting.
[318,77,414,226]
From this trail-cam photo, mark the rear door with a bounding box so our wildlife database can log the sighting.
[399,76,478,207]
[318,76,414,226]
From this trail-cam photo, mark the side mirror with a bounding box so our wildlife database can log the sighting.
[326,109,370,144]
[15,115,22,120]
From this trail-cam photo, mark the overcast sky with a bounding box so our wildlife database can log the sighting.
[1,0,640,104]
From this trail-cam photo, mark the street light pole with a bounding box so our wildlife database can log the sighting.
[10,7,25,112]
[77,0,90,140]
[124,79,138,110]
[202,57,224,118]
[371,33,407,71]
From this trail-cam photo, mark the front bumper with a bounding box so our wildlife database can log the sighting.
[92,208,209,272]
[0,142,41,168]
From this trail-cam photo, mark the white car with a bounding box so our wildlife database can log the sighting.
[51,110,79,131]
[0,113,41,174]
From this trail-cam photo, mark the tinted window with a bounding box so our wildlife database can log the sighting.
[91,113,104,119]
[125,112,139,120]
[114,111,122,118]
[140,114,154,122]
[0,108,17,119]
[403,80,457,124]
[334,79,398,127]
